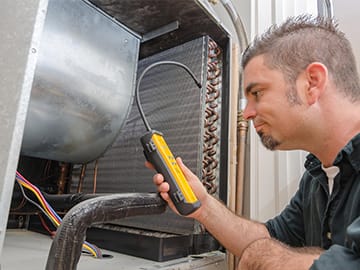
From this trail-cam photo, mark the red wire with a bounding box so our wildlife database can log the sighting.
[38,213,56,238]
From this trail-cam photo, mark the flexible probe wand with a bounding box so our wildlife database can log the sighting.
[136,61,202,215]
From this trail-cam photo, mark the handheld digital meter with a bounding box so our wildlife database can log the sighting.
[135,61,202,215]
[141,130,201,215]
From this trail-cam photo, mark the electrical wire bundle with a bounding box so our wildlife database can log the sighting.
[15,171,102,258]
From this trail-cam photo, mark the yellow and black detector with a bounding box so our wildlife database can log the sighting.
[135,61,201,215]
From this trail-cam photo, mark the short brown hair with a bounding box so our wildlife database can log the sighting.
[241,14,360,102]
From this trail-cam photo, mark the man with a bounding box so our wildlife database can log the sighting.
[149,14,360,269]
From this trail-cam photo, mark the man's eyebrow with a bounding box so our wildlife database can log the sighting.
[245,82,259,95]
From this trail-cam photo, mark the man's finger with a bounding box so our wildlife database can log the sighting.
[145,161,155,170]
[176,157,196,180]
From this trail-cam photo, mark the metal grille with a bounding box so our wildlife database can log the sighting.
[70,36,223,234]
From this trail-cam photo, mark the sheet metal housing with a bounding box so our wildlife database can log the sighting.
[21,0,140,163]
[5,0,231,263]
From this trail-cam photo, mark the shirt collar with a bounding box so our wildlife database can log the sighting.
[305,133,360,173]
[333,133,360,173]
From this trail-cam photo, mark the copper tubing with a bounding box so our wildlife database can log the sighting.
[57,163,70,195]
[227,43,241,270]
[92,159,99,194]
[202,39,221,195]
[236,111,248,215]
[76,164,87,193]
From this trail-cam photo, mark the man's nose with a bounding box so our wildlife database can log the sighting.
[242,101,256,120]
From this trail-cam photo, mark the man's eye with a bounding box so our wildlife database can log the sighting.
[251,90,262,98]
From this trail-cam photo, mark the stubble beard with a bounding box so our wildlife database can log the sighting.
[256,84,300,151]
[258,131,280,150]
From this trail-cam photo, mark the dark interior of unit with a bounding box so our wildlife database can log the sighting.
[87,0,229,59]
[9,0,230,262]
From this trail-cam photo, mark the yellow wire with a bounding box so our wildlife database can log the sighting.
[19,179,99,258]
[83,243,98,258]
[20,181,60,226]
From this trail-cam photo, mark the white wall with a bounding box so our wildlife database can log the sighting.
[332,0,360,76]
[245,0,317,221]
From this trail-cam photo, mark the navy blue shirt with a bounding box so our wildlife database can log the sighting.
[265,133,360,269]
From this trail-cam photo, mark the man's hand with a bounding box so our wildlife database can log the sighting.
[145,157,208,217]
[146,156,272,259]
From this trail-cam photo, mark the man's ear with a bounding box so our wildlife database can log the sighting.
[305,62,328,105]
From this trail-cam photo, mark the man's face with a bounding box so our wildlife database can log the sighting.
[243,55,306,151]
